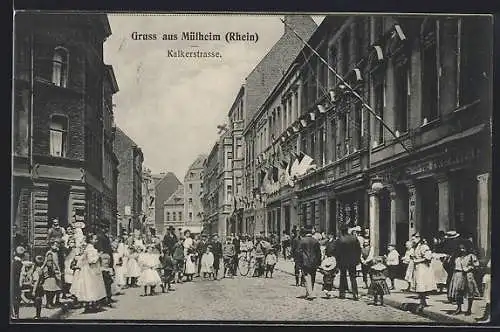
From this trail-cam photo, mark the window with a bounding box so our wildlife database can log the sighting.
[227,185,232,196]
[338,113,347,157]
[179,212,183,221]
[50,115,68,157]
[353,100,362,149]
[188,198,193,206]
[172,212,176,221]
[311,201,316,227]
[301,136,307,153]
[356,19,366,61]
[394,55,409,132]
[421,18,438,123]
[189,184,193,193]
[330,119,337,162]
[189,212,193,220]
[372,69,385,144]
[166,212,170,221]
[310,132,315,160]
[52,47,69,87]
[14,89,29,156]
[318,126,325,166]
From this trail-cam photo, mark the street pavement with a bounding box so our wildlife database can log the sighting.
[61,269,433,322]
[274,259,488,324]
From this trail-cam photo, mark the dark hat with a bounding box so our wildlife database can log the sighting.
[167,226,175,231]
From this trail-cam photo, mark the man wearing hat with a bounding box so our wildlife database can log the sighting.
[333,223,361,300]
[211,234,223,280]
[47,218,66,245]
[442,230,462,302]
[196,234,208,277]
[11,246,25,319]
[291,228,305,286]
[297,225,322,300]
[162,226,178,255]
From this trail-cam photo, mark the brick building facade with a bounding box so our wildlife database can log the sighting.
[12,13,116,255]
[153,172,181,236]
[113,127,143,234]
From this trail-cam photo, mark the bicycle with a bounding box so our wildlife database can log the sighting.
[237,252,255,277]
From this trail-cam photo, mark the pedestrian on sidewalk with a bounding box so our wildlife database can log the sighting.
[196,234,208,277]
[297,226,322,301]
[223,236,236,278]
[252,235,268,277]
[360,239,375,289]
[31,256,46,319]
[100,253,115,307]
[126,245,141,287]
[232,234,241,275]
[162,226,178,256]
[159,248,175,292]
[137,245,162,296]
[211,235,223,280]
[411,233,437,312]
[402,240,415,292]
[476,258,491,323]
[281,231,290,260]
[265,249,277,278]
[334,224,361,301]
[41,251,62,309]
[200,245,215,280]
[172,238,185,283]
[112,243,126,295]
[11,246,25,319]
[318,254,337,299]
[385,244,400,290]
[62,238,78,299]
[448,244,480,316]
[184,248,196,282]
[368,257,390,306]
[291,230,305,286]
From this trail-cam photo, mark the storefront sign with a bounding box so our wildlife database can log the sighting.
[406,147,478,176]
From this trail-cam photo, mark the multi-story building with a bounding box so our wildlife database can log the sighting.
[163,185,185,232]
[245,15,492,259]
[141,167,156,234]
[183,155,206,234]
[153,172,181,236]
[242,15,318,235]
[12,13,114,254]
[201,130,233,238]
[113,127,144,234]
[227,87,245,234]
[102,64,119,236]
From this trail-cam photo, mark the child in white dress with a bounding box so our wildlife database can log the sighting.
[200,246,215,280]
[137,245,162,296]
[184,248,196,282]
[126,246,141,287]
[112,245,126,295]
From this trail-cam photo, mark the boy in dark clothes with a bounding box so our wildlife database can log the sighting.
[100,253,115,307]
[160,249,175,292]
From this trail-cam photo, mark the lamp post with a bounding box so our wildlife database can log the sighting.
[369,177,384,255]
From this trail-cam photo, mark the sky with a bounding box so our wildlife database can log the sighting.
[104,14,324,180]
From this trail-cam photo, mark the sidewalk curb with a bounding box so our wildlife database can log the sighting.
[275,265,470,324]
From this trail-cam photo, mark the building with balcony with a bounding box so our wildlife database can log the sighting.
[114,127,144,234]
[12,13,115,254]
[243,15,492,259]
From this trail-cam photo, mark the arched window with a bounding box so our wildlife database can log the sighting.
[49,115,68,157]
[52,47,69,87]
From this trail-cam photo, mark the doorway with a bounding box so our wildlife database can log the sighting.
[396,185,410,256]
[48,183,70,228]
[284,205,291,234]
[452,170,477,241]
[419,178,439,241]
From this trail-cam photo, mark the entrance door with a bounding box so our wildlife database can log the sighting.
[453,171,477,241]
[284,205,291,234]
[419,178,439,240]
[328,199,336,237]
[48,183,70,228]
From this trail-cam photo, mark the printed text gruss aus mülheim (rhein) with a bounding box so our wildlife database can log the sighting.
[131,31,259,43]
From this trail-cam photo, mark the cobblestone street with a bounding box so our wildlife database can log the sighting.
[64,270,432,322]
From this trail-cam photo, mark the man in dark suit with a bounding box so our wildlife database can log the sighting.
[163,226,178,254]
[95,224,114,267]
[334,224,361,300]
[291,228,305,286]
[297,225,322,300]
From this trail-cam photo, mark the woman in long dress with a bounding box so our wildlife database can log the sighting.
[71,234,107,313]
[63,238,78,299]
[412,234,437,312]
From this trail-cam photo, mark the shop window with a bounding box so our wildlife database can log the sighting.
[49,115,68,157]
[52,47,69,87]
[421,18,439,123]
